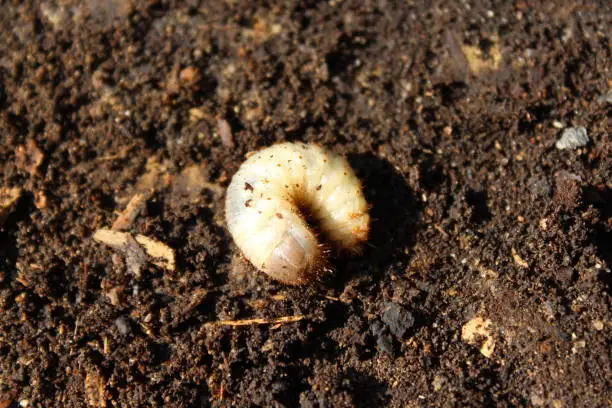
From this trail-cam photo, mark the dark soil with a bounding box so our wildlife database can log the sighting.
[1,1,610,407]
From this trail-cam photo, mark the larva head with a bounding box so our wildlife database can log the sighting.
[260,223,323,285]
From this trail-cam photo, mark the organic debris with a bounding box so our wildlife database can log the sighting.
[111,192,148,230]
[217,118,235,149]
[0,187,22,227]
[461,316,496,358]
[84,370,107,408]
[461,38,502,74]
[511,248,530,268]
[16,139,44,176]
[93,228,175,275]
[204,315,306,327]
[134,234,176,271]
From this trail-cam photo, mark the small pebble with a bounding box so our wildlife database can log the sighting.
[381,302,415,338]
[115,316,131,335]
[555,126,589,150]
[592,320,604,331]
[432,374,447,391]
[217,118,235,149]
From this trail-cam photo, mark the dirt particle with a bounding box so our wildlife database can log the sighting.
[592,320,604,331]
[381,302,415,338]
[0,392,16,408]
[0,186,22,227]
[179,66,200,85]
[461,37,502,74]
[462,316,495,358]
[217,118,235,149]
[511,248,530,268]
[16,139,44,176]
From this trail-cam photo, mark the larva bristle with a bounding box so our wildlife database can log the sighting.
[225,142,370,285]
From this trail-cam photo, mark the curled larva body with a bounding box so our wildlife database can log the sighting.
[225,142,369,285]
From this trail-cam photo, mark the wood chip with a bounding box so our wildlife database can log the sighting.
[111,192,147,230]
[204,315,306,327]
[217,118,235,149]
[16,139,44,176]
[84,370,107,408]
[0,187,22,227]
[93,229,146,276]
[511,248,530,268]
[134,234,176,272]
[94,228,175,273]
[462,316,496,358]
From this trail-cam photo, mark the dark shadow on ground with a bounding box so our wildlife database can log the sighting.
[323,153,423,289]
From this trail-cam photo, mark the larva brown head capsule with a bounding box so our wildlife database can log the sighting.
[225,142,370,285]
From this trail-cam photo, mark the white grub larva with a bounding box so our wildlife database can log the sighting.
[225,142,369,285]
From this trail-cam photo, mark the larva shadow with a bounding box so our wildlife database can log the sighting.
[327,153,423,286]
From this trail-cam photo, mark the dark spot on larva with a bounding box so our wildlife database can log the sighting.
[285,184,289,188]
[324,159,328,163]
[258,211,262,214]
[267,197,271,200]
[299,155,303,159]
[288,159,292,163]
[344,172,347,176]
[295,183,299,187]
[277,163,281,167]
[269,154,274,158]
[264,178,270,183]
[282,265,287,269]
[316,185,322,191]
[244,182,254,191]
[245,199,252,207]
[276,213,283,219]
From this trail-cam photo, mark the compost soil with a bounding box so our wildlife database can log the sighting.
[0,1,610,407]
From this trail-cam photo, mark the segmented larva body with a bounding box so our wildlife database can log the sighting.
[225,142,369,285]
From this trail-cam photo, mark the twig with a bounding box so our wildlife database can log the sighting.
[204,315,306,327]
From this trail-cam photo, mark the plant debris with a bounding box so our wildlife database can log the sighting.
[15,139,44,176]
[204,315,306,327]
[111,192,148,231]
[84,370,107,408]
[461,38,502,74]
[217,118,235,149]
[93,229,175,275]
[462,316,496,358]
[0,187,22,227]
